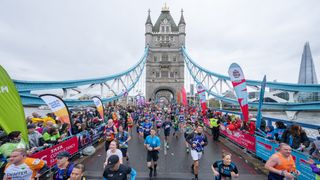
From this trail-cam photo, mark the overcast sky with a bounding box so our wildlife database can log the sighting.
[0,0,319,84]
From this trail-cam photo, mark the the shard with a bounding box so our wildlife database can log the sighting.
[297,42,319,102]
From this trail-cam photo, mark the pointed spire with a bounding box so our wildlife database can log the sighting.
[298,42,318,84]
[145,9,152,25]
[179,9,185,25]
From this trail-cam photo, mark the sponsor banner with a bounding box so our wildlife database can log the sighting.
[30,136,78,167]
[220,124,256,152]
[196,83,207,116]
[39,94,71,130]
[92,97,104,121]
[228,63,249,122]
[0,65,28,142]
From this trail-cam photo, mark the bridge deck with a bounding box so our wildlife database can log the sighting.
[83,130,266,179]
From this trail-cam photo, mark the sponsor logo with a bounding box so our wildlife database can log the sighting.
[232,70,241,78]
[0,86,9,93]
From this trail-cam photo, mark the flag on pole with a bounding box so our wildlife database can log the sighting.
[181,86,187,106]
[40,94,72,133]
[196,83,207,116]
[228,63,249,122]
[256,75,266,130]
[0,65,28,143]
[92,96,104,121]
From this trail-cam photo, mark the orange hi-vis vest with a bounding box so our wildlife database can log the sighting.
[274,152,296,173]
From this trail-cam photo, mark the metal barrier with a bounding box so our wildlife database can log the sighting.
[27,123,106,179]
[211,109,320,179]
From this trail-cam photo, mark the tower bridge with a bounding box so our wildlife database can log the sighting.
[1,4,320,180]
[9,7,320,113]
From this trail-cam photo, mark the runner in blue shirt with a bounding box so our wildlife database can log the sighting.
[144,128,161,178]
[143,119,153,139]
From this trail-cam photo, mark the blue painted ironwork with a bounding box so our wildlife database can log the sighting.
[182,47,320,110]
[14,47,149,106]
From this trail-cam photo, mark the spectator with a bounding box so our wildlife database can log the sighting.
[43,127,61,144]
[69,163,86,180]
[281,124,310,150]
[42,121,55,134]
[265,126,275,140]
[4,148,46,180]
[103,155,136,180]
[27,124,46,149]
[0,131,26,158]
[54,151,75,180]
[274,121,286,141]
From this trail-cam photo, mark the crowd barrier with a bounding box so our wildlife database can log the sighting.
[256,135,319,180]
[27,123,106,178]
[209,109,320,180]
[220,124,256,152]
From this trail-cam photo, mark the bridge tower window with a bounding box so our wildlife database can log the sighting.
[156,72,160,78]
[170,72,174,78]
[162,54,168,61]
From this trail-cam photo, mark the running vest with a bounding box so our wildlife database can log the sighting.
[105,126,115,141]
[209,118,219,128]
[274,153,296,173]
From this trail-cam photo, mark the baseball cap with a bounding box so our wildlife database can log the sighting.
[56,151,71,159]
[27,124,36,129]
[105,155,119,169]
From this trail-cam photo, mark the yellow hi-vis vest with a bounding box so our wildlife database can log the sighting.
[209,118,219,128]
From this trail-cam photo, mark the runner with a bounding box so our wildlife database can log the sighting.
[155,113,163,136]
[265,143,300,180]
[172,116,180,138]
[104,140,123,167]
[115,125,132,162]
[126,112,134,135]
[186,125,208,180]
[104,119,118,151]
[184,121,194,153]
[103,155,137,180]
[162,116,172,149]
[4,148,46,180]
[137,117,145,139]
[143,118,153,139]
[212,151,239,180]
[144,128,161,178]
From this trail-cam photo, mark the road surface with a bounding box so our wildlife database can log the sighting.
[83,129,266,180]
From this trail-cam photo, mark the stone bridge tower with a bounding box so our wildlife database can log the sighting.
[145,5,185,103]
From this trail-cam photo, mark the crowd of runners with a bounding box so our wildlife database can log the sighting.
[102,103,239,180]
